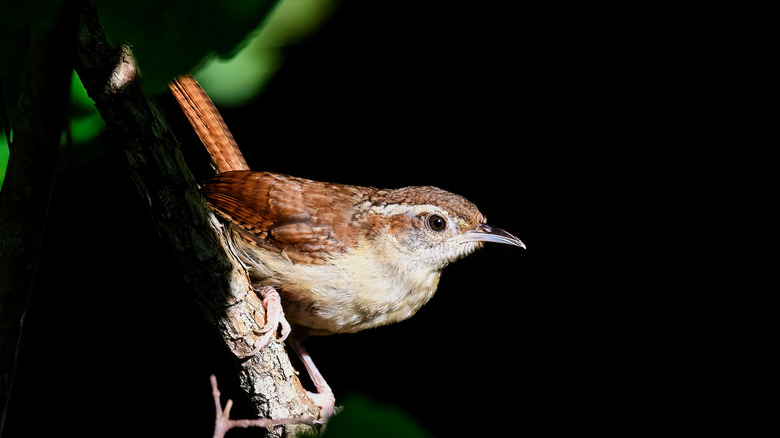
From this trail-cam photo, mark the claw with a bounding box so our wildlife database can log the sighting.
[307,390,336,424]
[244,286,290,356]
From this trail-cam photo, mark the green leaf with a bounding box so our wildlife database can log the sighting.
[194,0,340,106]
[0,132,9,191]
[321,394,433,438]
[69,71,104,143]
[93,0,279,95]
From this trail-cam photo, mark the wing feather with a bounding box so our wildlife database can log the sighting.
[201,170,365,264]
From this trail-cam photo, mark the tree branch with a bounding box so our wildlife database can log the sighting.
[71,2,317,436]
[0,2,78,432]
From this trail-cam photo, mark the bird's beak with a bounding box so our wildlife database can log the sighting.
[458,224,526,249]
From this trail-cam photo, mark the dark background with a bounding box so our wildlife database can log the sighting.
[5,2,683,437]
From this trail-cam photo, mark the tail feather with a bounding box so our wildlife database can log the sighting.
[169,75,250,173]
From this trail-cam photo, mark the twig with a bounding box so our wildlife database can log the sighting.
[211,375,317,438]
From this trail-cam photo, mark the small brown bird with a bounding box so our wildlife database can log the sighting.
[170,75,525,422]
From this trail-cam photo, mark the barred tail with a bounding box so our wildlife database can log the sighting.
[169,75,249,173]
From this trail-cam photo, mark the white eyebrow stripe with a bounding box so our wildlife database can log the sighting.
[368,203,444,217]
[369,203,462,232]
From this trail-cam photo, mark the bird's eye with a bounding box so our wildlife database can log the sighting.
[428,214,447,232]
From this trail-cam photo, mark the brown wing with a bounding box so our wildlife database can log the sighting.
[201,170,365,264]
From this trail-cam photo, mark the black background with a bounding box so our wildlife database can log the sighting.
[5,2,687,436]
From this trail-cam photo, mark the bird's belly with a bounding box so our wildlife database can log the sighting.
[246,248,442,335]
[232,231,443,335]
[277,278,440,335]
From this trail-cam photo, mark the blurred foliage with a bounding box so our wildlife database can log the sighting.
[196,0,339,106]
[93,0,279,95]
[69,71,104,144]
[318,394,432,438]
[0,0,339,191]
[0,134,8,189]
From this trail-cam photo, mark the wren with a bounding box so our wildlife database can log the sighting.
[170,75,525,422]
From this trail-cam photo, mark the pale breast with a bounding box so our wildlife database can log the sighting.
[229,227,442,335]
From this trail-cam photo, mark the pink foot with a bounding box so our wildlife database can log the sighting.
[246,286,291,356]
[306,389,335,424]
[291,336,336,423]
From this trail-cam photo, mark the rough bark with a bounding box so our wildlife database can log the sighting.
[70,2,317,436]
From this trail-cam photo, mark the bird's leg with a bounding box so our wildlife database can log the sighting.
[245,286,291,356]
[290,334,336,423]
